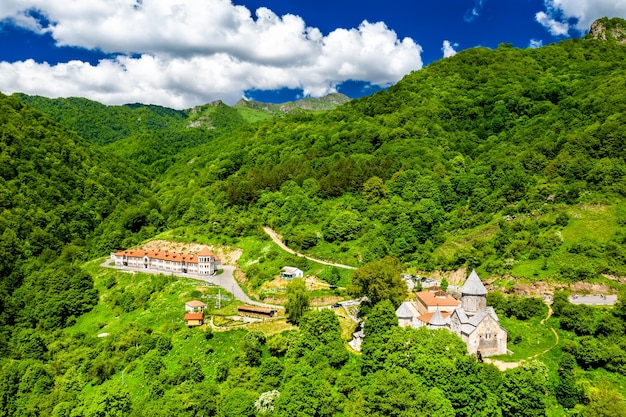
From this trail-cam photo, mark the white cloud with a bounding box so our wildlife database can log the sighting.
[529,39,543,48]
[464,0,485,23]
[442,40,458,58]
[536,0,626,36]
[535,11,570,36]
[0,1,423,108]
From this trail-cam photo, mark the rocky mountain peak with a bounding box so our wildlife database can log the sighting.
[586,17,626,43]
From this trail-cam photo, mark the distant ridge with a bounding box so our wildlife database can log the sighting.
[186,92,351,126]
[234,92,351,114]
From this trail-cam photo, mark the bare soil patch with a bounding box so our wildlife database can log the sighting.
[138,239,242,264]
[501,280,613,297]
[427,267,468,286]
[484,359,519,371]
[424,267,619,297]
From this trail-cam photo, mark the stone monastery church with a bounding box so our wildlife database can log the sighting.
[396,270,508,357]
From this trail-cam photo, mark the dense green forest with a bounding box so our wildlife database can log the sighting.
[2,18,626,416]
[142,34,626,285]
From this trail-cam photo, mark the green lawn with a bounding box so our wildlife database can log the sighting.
[492,316,560,362]
[67,260,262,407]
[561,204,617,244]
[75,259,239,337]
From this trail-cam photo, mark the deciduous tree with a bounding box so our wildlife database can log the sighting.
[285,278,310,325]
[349,257,407,308]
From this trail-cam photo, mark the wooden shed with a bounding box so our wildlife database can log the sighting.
[238,305,277,318]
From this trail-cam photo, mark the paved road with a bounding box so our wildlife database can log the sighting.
[101,261,282,309]
[569,294,617,306]
[263,227,356,270]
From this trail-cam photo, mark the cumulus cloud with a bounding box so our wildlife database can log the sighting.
[529,39,543,48]
[536,0,626,36]
[535,11,570,36]
[442,40,458,58]
[0,0,423,108]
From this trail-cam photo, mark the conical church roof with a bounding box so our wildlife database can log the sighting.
[429,307,447,327]
[461,269,487,296]
[396,302,416,319]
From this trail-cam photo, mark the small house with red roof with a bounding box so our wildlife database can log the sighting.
[184,312,204,327]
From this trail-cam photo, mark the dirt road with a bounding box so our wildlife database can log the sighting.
[263,227,356,270]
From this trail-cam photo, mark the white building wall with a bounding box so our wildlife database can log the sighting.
[112,252,216,276]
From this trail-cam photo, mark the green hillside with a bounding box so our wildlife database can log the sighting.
[0,92,160,350]
[17,93,351,174]
[13,94,188,145]
[2,19,626,416]
[153,36,626,286]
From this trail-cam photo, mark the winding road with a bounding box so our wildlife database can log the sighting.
[101,261,282,309]
[103,226,358,310]
[263,227,356,270]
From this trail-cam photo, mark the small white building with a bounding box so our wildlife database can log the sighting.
[349,322,365,352]
[280,266,303,279]
[396,302,452,329]
[185,300,207,313]
[396,302,421,328]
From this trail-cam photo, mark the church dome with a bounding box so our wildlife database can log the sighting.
[429,308,448,328]
[461,269,487,296]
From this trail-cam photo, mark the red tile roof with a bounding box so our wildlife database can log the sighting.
[184,313,203,320]
[114,247,219,263]
[197,247,216,257]
[417,311,451,324]
[416,290,460,307]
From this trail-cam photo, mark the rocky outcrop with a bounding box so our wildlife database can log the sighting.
[586,17,626,43]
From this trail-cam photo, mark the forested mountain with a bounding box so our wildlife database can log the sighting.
[151,34,626,284]
[13,27,626,286]
[2,18,626,416]
[17,93,350,174]
[234,92,351,117]
[0,92,159,352]
[13,94,188,145]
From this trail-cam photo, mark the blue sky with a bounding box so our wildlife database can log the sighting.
[0,0,624,108]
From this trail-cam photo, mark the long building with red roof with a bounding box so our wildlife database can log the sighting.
[110,246,219,275]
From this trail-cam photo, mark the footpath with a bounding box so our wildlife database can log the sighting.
[484,302,559,371]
